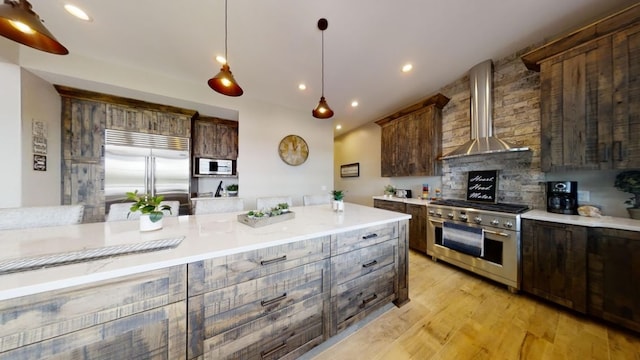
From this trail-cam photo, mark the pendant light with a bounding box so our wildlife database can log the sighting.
[208,0,243,97]
[0,0,68,55]
[312,18,333,119]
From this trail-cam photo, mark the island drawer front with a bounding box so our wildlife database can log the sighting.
[331,239,397,286]
[202,293,325,360]
[334,263,397,332]
[0,266,186,358]
[188,236,330,296]
[332,222,398,255]
[193,260,328,338]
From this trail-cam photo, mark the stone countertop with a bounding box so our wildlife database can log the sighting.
[372,195,431,206]
[522,209,640,231]
[0,203,410,301]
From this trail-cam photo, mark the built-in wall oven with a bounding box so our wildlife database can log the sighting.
[426,200,528,292]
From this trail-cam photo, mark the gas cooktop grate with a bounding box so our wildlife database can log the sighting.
[429,199,529,214]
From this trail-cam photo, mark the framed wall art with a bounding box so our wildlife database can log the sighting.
[340,163,359,178]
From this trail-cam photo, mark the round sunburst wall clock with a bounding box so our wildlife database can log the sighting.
[278,135,309,166]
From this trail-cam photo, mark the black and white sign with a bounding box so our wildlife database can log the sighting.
[466,170,498,203]
[33,155,47,171]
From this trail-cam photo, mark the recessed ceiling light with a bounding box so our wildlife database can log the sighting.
[351,101,358,107]
[402,63,413,73]
[298,83,307,90]
[64,4,92,21]
[216,55,226,64]
[336,125,342,130]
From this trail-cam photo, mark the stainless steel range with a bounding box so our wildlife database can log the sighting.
[426,199,529,292]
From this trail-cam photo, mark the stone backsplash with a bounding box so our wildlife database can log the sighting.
[438,47,546,209]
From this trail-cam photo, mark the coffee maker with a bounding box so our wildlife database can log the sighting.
[546,181,578,215]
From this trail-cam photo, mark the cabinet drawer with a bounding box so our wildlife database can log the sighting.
[332,239,397,285]
[188,236,330,296]
[332,223,398,255]
[203,293,325,360]
[334,263,396,332]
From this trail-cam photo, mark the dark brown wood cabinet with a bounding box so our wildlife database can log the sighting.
[406,203,427,253]
[373,199,427,254]
[588,228,640,332]
[191,116,238,160]
[522,5,640,171]
[521,219,588,313]
[375,93,449,177]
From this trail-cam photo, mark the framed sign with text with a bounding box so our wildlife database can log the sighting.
[466,170,498,203]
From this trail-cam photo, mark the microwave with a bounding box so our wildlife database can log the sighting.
[195,158,235,176]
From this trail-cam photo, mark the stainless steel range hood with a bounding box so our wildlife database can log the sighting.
[441,60,529,159]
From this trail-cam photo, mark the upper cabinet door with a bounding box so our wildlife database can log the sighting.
[191,116,239,160]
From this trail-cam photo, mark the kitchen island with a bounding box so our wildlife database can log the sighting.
[0,203,409,359]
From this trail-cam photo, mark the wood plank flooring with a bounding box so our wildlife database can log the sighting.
[311,251,640,359]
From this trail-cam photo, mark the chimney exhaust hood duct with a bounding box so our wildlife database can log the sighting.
[441,59,529,159]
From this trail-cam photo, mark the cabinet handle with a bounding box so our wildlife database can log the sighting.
[261,293,287,307]
[599,143,610,162]
[613,141,623,161]
[362,233,379,240]
[362,260,378,268]
[261,341,287,359]
[360,293,378,308]
[260,255,287,266]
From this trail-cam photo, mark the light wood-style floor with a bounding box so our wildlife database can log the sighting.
[312,251,640,359]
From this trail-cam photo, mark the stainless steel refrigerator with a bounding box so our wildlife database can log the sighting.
[105,129,190,215]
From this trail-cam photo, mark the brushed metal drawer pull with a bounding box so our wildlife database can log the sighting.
[362,260,378,268]
[261,293,287,307]
[260,255,287,266]
[362,233,378,240]
[360,293,378,308]
[261,341,287,359]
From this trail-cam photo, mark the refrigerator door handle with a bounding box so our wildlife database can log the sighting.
[144,156,150,195]
[150,156,156,196]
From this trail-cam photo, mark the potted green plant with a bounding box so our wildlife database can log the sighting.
[126,190,172,231]
[226,184,238,197]
[614,170,640,220]
[384,185,396,198]
[331,190,345,212]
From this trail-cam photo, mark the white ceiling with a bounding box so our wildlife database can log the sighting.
[18,0,639,134]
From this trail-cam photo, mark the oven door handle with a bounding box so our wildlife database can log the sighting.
[483,229,510,237]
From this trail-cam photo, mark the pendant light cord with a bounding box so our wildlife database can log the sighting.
[224,0,228,62]
[321,29,325,97]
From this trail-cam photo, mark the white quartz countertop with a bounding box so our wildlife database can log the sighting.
[372,195,430,206]
[0,203,409,301]
[522,209,640,231]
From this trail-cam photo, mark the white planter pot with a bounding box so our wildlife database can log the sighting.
[140,214,163,232]
[332,200,344,212]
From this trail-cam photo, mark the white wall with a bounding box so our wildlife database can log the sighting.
[0,62,22,207]
[20,69,61,206]
[334,122,442,206]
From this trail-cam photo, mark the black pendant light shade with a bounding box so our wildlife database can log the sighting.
[0,0,68,55]
[312,18,333,119]
[208,0,243,97]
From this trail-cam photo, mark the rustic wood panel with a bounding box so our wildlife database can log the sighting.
[202,293,324,360]
[65,99,105,161]
[373,199,406,213]
[379,120,397,177]
[521,220,587,313]
[406,204,427,254]
[187,236,329,296]
[157,112,191,138]
[69,162,104,223]
[0,266,187,359]
[191,116,238,160]
[521,3,640,70]
[332,239,396,285]
[588,228,640,333]
[331,222,398,256]
[561,53,587,168]
[394,219,410,306]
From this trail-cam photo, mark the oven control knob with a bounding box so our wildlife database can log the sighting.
[490,219,500,226]
[505,221,513,228]
[428,210,435,216]
[435,211,442,217]
[459,214,468,221]
[474,216,482,224]
[447,213,454,219]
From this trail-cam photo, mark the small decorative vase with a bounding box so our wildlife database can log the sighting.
[627,208,640,220]
[333,200,344,212]
[228,191,238,197]
[140,214,163,231]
